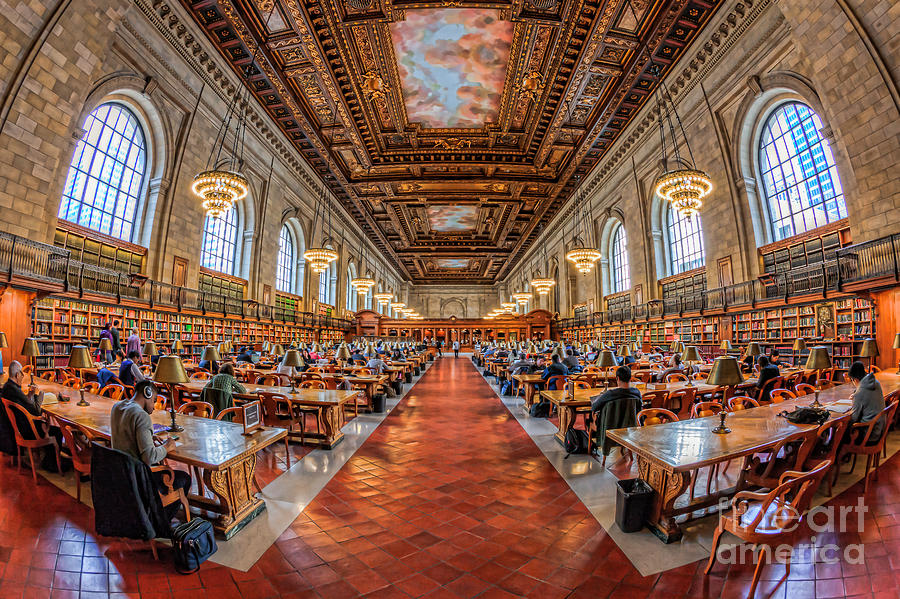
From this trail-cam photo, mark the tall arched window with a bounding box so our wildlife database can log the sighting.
[276,225,295,293]
[758,102,846,240]
[345,264,358,312]
[200,207,238,274]
[58,103,147,240]
[611,224,630,293]
[667,206,705,275]
[318,256,336,306]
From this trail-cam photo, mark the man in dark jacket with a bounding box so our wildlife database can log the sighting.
[755,355,780,402]
[110,319,122,359]
[541,354,569,389]
[590,366,643,459]
[562,349,580,372]
[0,360,42,455]
[847,361,886,443]
[591,366,643,412]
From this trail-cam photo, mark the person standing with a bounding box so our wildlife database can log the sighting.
[126,328,141,356]
[110,319,122,359]
[436,339,443,357]
[453,340,460,358]
[98,324,114,363]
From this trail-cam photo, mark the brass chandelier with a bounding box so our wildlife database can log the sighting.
[530,226,557,295]
[651,67,711,219]
[512,292,530,306]
[565,188,601,274]
[304,186,339,273]
[350,235,375,294]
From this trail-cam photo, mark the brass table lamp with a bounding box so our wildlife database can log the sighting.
[670,340,684,354]
[859,339,878,372]
[142,340,158,358]
[719,339,734,353]
[336,343,351,375]
[792,338,807,367]
[154,355,189,435]
[805,346,832,408]
[172,339,184,355]
[706,356,745,434]
[618,344,631,358]
[272,344,285,358]
[68,345,94,407]
[894,332,900,371]
[682,345,702,387]
[743,342,762,360]
[596,350,617,390]
[282,349,304,393]
[0,332,7,351]
[21,338,40,386]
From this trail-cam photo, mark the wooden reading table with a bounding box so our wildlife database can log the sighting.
[35,380,287,539]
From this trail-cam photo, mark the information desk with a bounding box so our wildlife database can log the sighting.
[607,372,900,543]
[35,380,287,539]
[179,381,358,449]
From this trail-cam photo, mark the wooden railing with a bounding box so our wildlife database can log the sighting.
[0,231,353,331]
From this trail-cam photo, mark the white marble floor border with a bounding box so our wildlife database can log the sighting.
[474,357,900,577]
[41,359,436,572]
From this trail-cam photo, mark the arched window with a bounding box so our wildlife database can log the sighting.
[666,206,705,275]
[58,103,147,240]
[758,102,846,240]
[200,207,238,274]
[611,224,630,293]
[345,264,358,312]
[318,256,336,306]
[276,225,295,293]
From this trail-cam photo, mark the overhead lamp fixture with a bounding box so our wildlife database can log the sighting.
[530,278,556,295]
[500,302,516,311]
[566,247,602,274]
[351,277,376,295]
[374,292,393,305]
[391,302,406,312]
[304,247,339,273]
[512,292,530,306]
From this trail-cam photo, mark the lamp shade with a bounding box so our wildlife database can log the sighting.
[271,344,284,357]
[21,338,40,357]
[98,338,113,352]
[142,340,158,356]
[262,341,270,353]
[743,342,762,358]
[596,350,617,368]
[527,342,537,354]
[669,340,683,353]
[217,342,228,354]
[804,346,832,371]
[682,345,702,364]
[312,343,323,354]
[336,344,351,361]
[792,338,807,352]
[200,345,221,362]
[0,332,8,349]
[618,344,631,357]
[68,345,93,369]
[282,349,304,368]
[719,340,733,351]
[172,339,184,352]
[859,339,878,358]
[706,356,745,386]
[893,332,900,349]
[154,355,189,384]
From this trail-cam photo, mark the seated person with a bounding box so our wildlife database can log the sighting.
[197,358,219,375]
[591,365,643,412]
[741,353,755,372]
[658,354,684,382]
[562,349,581,372]
[118,351,146,387]
[541,354,569,389]
[509,353,534,376]
[97,366,117,388]
[847,360,886,444]
[200,363,246,417]
[366,355,387,374]
[769,349,783,367]
[235,346,254,363]
[755,355,780,402]
[110,381,191,519]
[349,348,365,363]
[0,361,42,455]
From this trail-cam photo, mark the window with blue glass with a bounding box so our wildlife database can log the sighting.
[666,206,705,275]
[758,102,846,240]
[276,225,295,293]
[611,224,630,293]
[58,103,146,240]
[200,207,238,274]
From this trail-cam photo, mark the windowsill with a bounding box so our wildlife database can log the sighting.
[659,267,705,286]
[757,218,850,254]
[57,220,147,255]
[199,266,247,285]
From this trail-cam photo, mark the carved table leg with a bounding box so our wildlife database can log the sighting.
[318,404,344,448]
[638,456,690,543]
[199,452,266,539]
[554,405,574,445]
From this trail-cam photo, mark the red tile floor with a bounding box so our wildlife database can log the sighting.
[1,356,899,598]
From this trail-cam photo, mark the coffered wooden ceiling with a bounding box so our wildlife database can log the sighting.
[181,0,725,283]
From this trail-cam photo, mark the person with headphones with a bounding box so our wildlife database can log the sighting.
[110,380,191,517]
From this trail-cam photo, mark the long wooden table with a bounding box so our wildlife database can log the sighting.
[246,369,388,412]
[179,381,358,449]
[35,380,287,539]
[607,372,900,543]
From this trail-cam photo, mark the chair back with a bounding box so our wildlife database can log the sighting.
[757,376,783,403]
[582,366,600,373]
[794,383,816,396]
[572,373,596,387]
[846,400,898,449]
[728,396,759,411]
[257,392,292,423]
[38,370,56,382]
[869,365,882,374]
[769,388,796,403]
[545,375,567,391]
[216,407,245,424]
[62,376,82,389]
[691,401,724,419]
[190,372,211,381]
[1,398,50,444]
[637,408,678,426]
[174,386,202,408]
[804,414,851,469]
[177,401,214,418]
[568,380,591,390]
[665,373,688,383]
[300,380,326,389]
[81,382,101,394]
[632,371,652,383]
[641,390,670,410]
[57,420,92,472]
[665,387,696,416]
[783,372,802,390]
[99,384,125,401]
[256,374,281,386]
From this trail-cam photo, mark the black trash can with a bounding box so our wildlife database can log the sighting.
[392,379,403,395]
[372,394,386,413]
[413,366,421,376]
[404,371,412,384]
[615,479,654,533]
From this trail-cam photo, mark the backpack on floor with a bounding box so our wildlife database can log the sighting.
[499,380,512,396]
[529,401,551,418]
[563,428,589,456]
[172,518,217,574]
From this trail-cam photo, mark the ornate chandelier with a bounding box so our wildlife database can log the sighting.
[192,170,248,219]
[512,292,530,306]
[374,292,393,306]
[651,70,712,219]
[390,302,406,313]
[530,278,556,295]
[566,247,601,274]
[500,302,516,312]
[304,247,339,273]
[350,277,375,295]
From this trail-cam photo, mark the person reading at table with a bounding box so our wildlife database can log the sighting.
[562,349,580,372]
[658,354,684,382]
[367,355,387,374]
[118,351,146,387]
[200,363,246,418]
[111,381,191,519]
[769,349,783,367]
[590,365,642,412]
[756,355,780,402]
[350,348,365,364]
[541,354,569,390]
[846,360,886,444]
[0,361,43,458]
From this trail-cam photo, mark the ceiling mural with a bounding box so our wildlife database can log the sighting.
[180,0,727,283]
[427,205,479,232]
[436,259,470,269]
[390,9,514,128]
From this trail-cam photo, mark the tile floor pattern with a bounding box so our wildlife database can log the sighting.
[0,356,899,598]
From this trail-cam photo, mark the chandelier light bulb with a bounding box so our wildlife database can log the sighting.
[192,170,249,219]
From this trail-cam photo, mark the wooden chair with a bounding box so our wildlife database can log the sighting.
[632,371,652,383]
[22,365,33,375]
[769,389,796,403]
[217,407,244,424]
[834,400,898,492]
[665,373,689,383]
[740,428,819,490]
[189,372,211,381]
[704,461,833,598]
[38,370,56,382]
[568,380,591,390]
[783,372,803,391]
[755,376,783,403]
[691,371,706,380]
[81,382,101,395]
[98,384,125,401]
[299,380,326,390]
[177,401,214,418]
[257,392,296,467]
[175,386,202,409]
[1,399,62,483]
[727,396,759,411]
[637,408,678,426]
[666,387,696,418]
[869,365,882,374]
[545,375,567,391]
[56,420,93,502]
[691,401,724,418]
[154,394,169,412]
[641,390,670,410]
[794,383,816,396]
[803,414,851,496]
[61,376,82,389]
